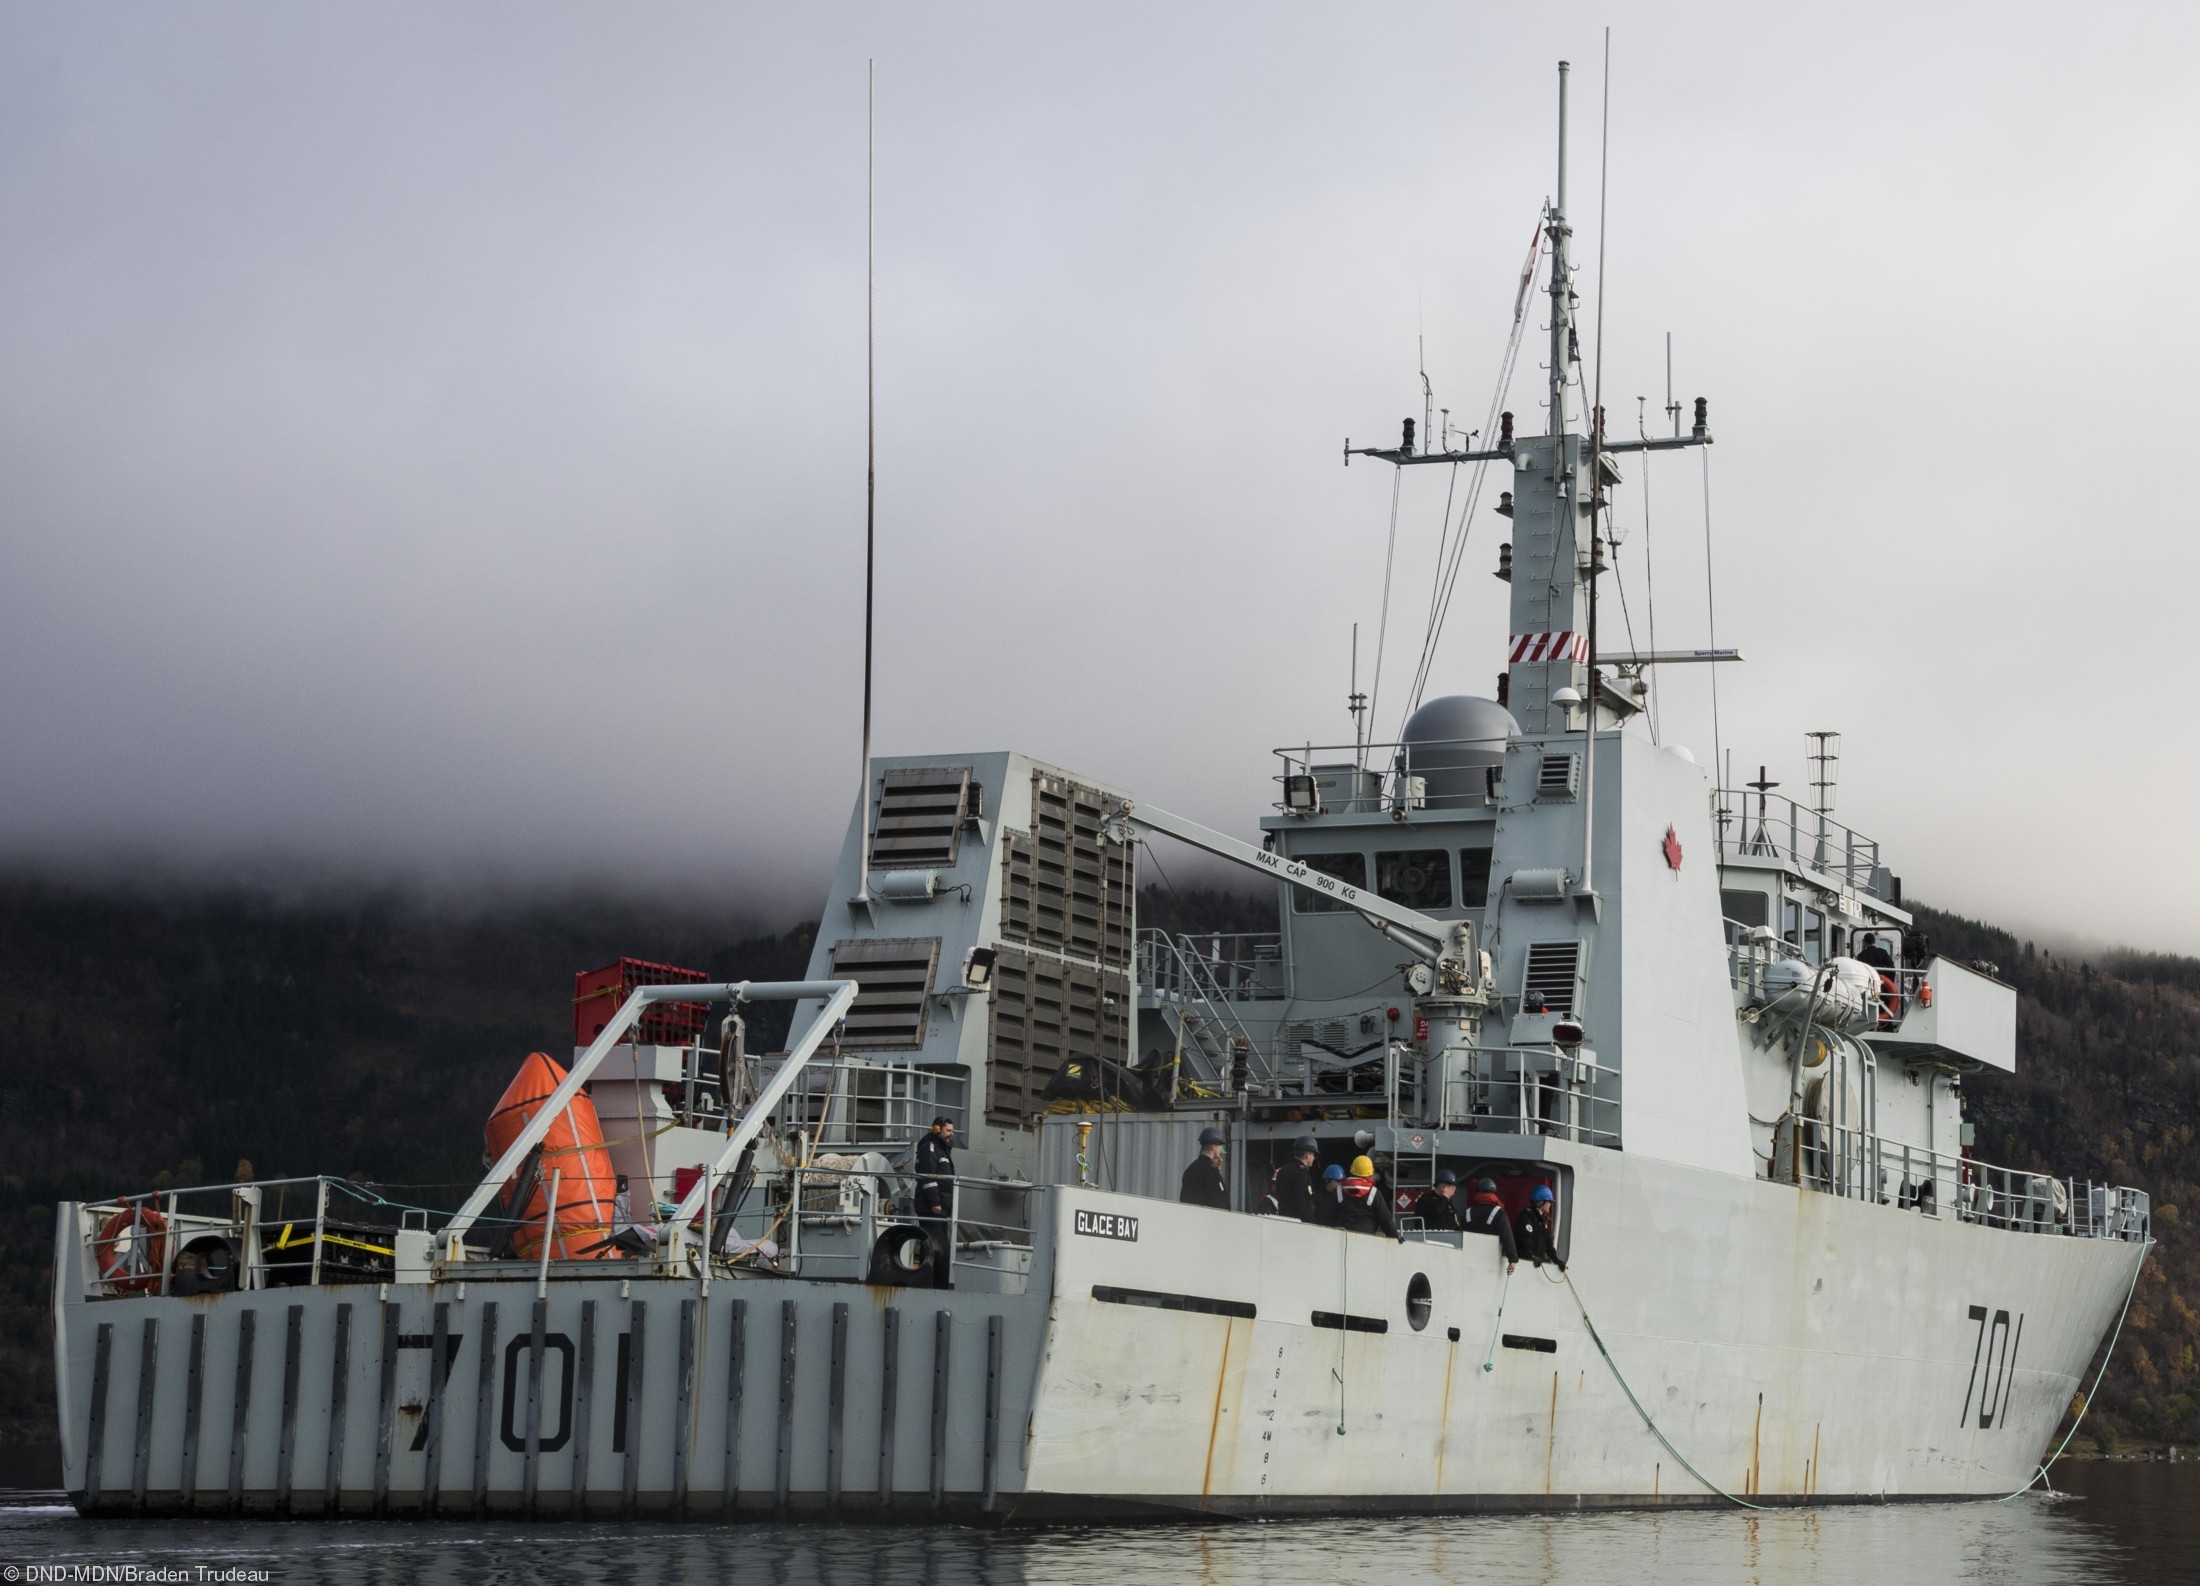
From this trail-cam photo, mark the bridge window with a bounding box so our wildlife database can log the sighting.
[1291,852,1367,914]
[1377,850,1453,911]
[1782,899,1825,965]
[1460,847,1493,908]
[1721,889,1769,928]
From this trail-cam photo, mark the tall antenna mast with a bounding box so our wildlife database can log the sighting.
[1807,731,1840,869]
[857,60,878,904]
[1665,331,1680,437]
[1547,62,1571,446]
[1419,335,1434,456]
[1349,622,1367,768]
[1581,32,1613,908]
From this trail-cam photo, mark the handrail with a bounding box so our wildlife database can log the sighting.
[1270,736,1508,813]
[1714,786,1889,897]
[1137,931,1275,1087]
[652,981,860,1261]
[443,978,856,1256]
[1777,1121,2150,1243]
[1137,930,1284,1003]
[1403,1044,1621,1148]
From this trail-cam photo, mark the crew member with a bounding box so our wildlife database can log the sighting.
[1319,1162,1347,1225]
[1181,1126,1232,1209]
[1261,1135,1321,1221]
[1416,1168,1465,1233]
[1332,1154,1399,1239]
[1855,933,1901,1027]
[1516,1182,1563,1268]
[1462,1177,1518,1271]
[914,1115,958,1289]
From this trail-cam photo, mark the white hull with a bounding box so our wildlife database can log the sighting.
[55,1150,2142,1519]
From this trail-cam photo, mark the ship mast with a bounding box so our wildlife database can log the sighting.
[1546,60,1598,907]
[1547,61,1573,465]
[1342,58,1719,907]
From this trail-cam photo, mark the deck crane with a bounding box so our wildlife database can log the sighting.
[1099,800,1493,1009]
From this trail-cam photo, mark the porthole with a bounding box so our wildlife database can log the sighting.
[1406,1271,1432,1332]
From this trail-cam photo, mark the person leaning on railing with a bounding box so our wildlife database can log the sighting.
[1462,1178,1518,1272]
[1516,1183,1563,1269]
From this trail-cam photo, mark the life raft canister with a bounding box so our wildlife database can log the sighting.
[484,1052,619,1260]
[95,1203,168,1295]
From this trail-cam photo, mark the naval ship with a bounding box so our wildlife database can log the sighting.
[52,64,2150,1520]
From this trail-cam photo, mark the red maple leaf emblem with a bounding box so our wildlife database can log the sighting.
[1662,825,1684,871]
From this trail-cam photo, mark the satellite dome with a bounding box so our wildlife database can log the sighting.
[1399,695,1518,805]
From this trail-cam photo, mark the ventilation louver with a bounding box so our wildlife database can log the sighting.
[826,936,942,1049]
[1537,754,1579,799]
[986,948,1126,1126]
[1521,940,1583,1015]
[1000,773,1133,968]
[869,767,972,870]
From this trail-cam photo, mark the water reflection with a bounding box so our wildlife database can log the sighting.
[3,1470,2191,1586]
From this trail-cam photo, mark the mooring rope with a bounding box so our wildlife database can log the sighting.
[1564,1237,2152,1511]
[1561,1268,1770,1510]
[1995,1242,2149,1502]
[1480,1264,1513,1374]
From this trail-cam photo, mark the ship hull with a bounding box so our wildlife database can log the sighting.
[53,1152,2143,1520]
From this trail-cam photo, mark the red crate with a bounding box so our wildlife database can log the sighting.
[573,957,711,1047]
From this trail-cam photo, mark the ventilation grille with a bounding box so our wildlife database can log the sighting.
[1001,773,1133,968]
[1537,754,1579,798]
[869,767,972,870]
[1521,940,1583,1014]
[987,948,1126,1127]
[826,936,942,1049]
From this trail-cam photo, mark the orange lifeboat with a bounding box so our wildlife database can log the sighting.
[484,1051,619,1260]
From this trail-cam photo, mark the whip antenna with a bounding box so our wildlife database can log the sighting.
[857,60,877,903]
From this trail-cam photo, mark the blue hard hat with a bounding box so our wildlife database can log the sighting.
[1323,1163,1346,1181]
[1198,1126,1226,1146]
[1292,1135,1319,1155]
[1475,1177,1499,1194]
[1530,1184,1555,1202]
[1433,1169,1458,1186]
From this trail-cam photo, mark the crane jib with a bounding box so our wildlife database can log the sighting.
[1112,801,1451,961]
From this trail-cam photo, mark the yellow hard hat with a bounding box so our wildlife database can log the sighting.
[1349,1155,1374,1178]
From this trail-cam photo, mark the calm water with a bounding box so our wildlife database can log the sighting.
[0,1458,2191,1585]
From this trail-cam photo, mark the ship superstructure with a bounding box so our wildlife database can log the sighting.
[50,62,2149,1522]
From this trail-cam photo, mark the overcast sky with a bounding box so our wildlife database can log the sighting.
[3,5,2196,950]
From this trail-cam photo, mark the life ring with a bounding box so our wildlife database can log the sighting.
[1877,972,1903,1025]
[95,1205,168,1295]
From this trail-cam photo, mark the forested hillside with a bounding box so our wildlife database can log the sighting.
[0,876,2191,1454]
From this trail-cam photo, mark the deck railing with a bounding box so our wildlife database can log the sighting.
[1715,787,1892,898]
[72,1161,1047,1301]
[769,1059,970,1152]
[1346,1043,1622,1150]
[1270,736,1507,815]
[73,1176,426,1302]
[1137,930,1286,1004]
[1770,1123,2150,1243]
